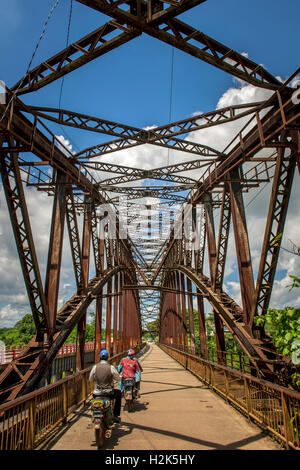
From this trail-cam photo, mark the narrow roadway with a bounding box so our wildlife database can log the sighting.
[45,344,280,450]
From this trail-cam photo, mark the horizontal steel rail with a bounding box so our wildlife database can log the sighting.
[159,343,300,450]
[0,344,144,450]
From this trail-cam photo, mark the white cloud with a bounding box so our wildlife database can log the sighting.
[0,78,299,333]
[55,135,75,156]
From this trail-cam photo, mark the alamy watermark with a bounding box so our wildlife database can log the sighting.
[96,197,205,250]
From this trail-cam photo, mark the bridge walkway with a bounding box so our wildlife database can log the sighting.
[41,344,281,450]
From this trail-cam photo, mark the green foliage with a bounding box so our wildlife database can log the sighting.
[0,314,35,347]
[143,319,159,341]
[288,275,300,291]
[254,307,300,358]
[0,311,104,347]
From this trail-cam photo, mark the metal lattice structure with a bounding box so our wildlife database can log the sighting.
[0,0,299,404]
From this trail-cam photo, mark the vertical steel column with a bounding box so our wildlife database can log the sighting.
[196,292,208,358]
[118,271,124,353]
[204,194,225,362]
[179,273,188,349]
[229,167,255,325]
[105,278,113,353]
[45,170,67,337]
[170,275,177,345]
[94,296,103,362]
[0,151,49,338]
[113,273,119,355]
[250,142,296,332]
[186,278,196,354]
[76,198,90,370]
[122,281,128,351]
[175,271,183,346]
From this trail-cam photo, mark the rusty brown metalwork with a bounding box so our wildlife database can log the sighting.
[0,1,299,405]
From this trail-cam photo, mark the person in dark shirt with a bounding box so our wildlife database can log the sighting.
[89,349,122,422]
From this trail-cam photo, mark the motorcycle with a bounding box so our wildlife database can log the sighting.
[91,394,114,449]
[122,377,136,412]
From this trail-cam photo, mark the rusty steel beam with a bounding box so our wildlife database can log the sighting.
[250,139,296,330]
[214,185,231,290]
[143,18,281,90]
[152,89,300,284]
[44,171,67,337]
[76,0,280,89]
[76,197,91,370]
[13,23,141,95]
[65,189,85,291]
[28,106,222,159]
[0,149,49,337]
[204,193,225,362]
[13,0,206,95]
[229,167,255,326]
[171,264,292,382]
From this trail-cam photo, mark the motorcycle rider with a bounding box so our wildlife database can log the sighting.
[89,349,122,423]
[118,349,140,397]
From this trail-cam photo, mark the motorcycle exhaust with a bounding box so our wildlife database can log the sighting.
[105,429,112,439]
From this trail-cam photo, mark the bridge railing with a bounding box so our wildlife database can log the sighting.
[170,343,255,374]
[0,343,145,450]
[0,342,96,364]
[159,343,300,450]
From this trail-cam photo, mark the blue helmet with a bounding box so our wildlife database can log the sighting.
[100,349,109,360]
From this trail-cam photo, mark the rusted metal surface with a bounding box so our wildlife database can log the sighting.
[0,1,299,406]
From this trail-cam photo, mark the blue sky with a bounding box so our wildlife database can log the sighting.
[1,0,300,152]
[0,1,299,327]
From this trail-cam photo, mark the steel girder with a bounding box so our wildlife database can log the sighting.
[0,148,49,337]
[26,106,222,159]
[152,89,300,283]
[13,0,207,95]
[163,264,289,382]
[75,0,281,89]
[0,1,299,402]
[250,139,297,329]
[0,265,132,403]
[13,22,141,95]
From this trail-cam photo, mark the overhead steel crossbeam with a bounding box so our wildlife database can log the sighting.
[25,106,222,159]
[13,0,207,95]
[72,102,268,160]
[80,159,211,186]
[75,0,281,89]
[12,22,141,95]
[26,103,267,162]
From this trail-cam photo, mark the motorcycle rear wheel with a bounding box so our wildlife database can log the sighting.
[95,425,104,449]
[126,398,133,412]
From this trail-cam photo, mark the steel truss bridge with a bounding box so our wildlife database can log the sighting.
[0,0,299,411]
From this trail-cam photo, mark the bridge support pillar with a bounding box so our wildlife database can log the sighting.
[229,168,255,326]
[45,170,67,337]
[204,194,225,363]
